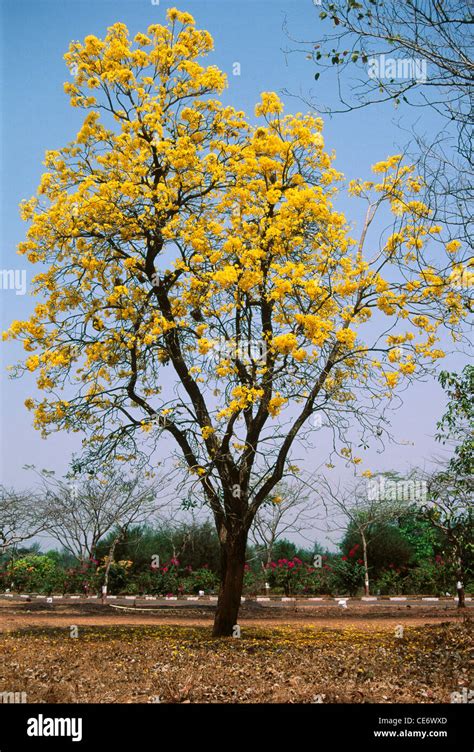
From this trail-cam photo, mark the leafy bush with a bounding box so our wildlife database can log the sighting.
[186,567,219,594]
[265,557,306,595]
[263,556,346,596]
[7,555,60,594]
[402,558,453,595]
[96,559,133,594]
[372,568,405,595]
[330,557,365,596]
[243,565,266,595]
[61,564,98,595]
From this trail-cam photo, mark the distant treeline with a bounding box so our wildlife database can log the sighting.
[1,513,472,597]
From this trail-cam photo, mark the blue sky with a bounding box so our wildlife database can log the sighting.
[0,0,467,497]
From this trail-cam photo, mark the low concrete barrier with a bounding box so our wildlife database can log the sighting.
[1,592,472,603]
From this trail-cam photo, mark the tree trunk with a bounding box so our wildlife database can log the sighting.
[101,531,122,604]
[361,532,370,597]
[266,545,273,568]
[213,531,247,637]
[456,554,465,609]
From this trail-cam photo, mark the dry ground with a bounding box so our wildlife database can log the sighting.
[0,600,471,703]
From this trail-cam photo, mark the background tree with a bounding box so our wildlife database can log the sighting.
[320,474,417,595]
[396,511,445,566]
[4,9,470,635]
[250,480,320,565]
[341,518,413,573]
[33,466,166,565]
[424,467,473,607]
[97,518,221,573]
[436,365,473,476]
[423,365,474,607]
[0,487,45,554]
[288,0,474,248]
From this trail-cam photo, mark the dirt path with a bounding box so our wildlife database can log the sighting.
[0,606,465,633]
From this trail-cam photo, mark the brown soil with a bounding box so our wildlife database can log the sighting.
[0,600,471,703]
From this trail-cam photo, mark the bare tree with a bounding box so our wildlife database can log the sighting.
[318,474,418,595]
[424,468,473,608]
[250,481,321,565]
[32,466,169,565]
[0,486,45,553]
[425,365,474,608]
[285,0,474,246]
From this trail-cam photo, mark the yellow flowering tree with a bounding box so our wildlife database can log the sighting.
[4,9,470,635]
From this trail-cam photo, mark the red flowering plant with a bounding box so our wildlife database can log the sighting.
[62,561,99,594]
[150,557,181,595]
[260,555,341,596]
[267,557,308,596]
[133,558,219,595]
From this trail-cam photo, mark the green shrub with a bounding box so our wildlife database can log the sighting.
[8,555,60,594]
[187,567,219,594]
[403,558,452,595]
[95,559,133,594]
[243,566,266,595]
[372,568,405,595]
[330,557,365,596]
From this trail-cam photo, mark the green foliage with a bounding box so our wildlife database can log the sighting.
[0,514,470,598]
[243,566,266,595]
[341,521,412,574]
[372,568,405,596]
[372,556,461,596]
[96,558,133,594]
[397,514,444,565]
[6,555,61,594]
[0,543,40,566]
[43,549,78,569]
[96,521,221,574]
[437,365,473,477]
[403,559,453,596]
[330,557,365,596]
[186,567,219,594]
